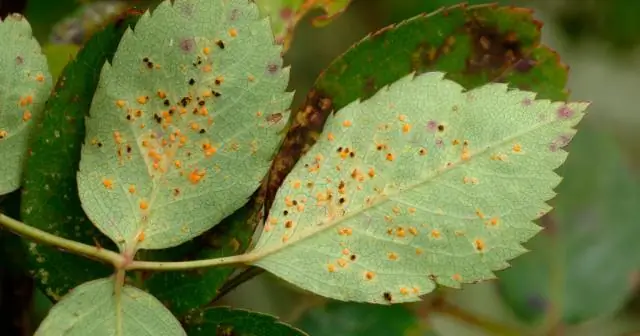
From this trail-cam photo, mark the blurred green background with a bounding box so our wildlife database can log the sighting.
[2,0,640,335]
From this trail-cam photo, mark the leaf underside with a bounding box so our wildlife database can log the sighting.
[76,0,293,250]
[252,71,589,304]
[0,14,52,195]
[35,277,185,336]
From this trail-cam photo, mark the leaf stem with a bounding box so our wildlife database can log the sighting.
[0,212,124,267]
[114,271,125,336]
[126,253,252,271]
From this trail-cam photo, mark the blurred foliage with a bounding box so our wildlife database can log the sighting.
[556,0,640,51]
[295,302,428,335]
[499,122,640,326]
[2,0,640,335]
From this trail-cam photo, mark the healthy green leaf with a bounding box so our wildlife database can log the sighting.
[256,0,352,50]
[21,14,140,302]
[35,277,185,336]
[498,123,640,324]
[0,14,52,195]
[296,301,423,335]
[184,306,307,336]
[251,71,589,303]
[77,0,292,251]
[266,3,570,215]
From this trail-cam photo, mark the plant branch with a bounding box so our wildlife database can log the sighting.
[127,253,253,271]
[0,212,123,267]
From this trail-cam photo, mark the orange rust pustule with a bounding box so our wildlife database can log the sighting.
[262,89,334,217]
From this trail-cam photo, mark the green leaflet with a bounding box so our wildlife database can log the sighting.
[35,277,185,336]
[0,14,52,195]
[184,307,307,336]
[250,72,589,304]
[77,0,293,251]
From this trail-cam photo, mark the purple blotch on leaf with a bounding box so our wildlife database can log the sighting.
[521,98,532,106]
[267,62,280,74]
[514,58,536,72]
[426,120,438,132]
[527,294,548,313]
[180,38,195,52]
[280,8,293,19]
[549,134,573,152]
[229,8,240,21]
[557,105,574,119]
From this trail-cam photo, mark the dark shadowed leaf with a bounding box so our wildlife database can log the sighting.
[184,307,307,336]
[296,301,424,336]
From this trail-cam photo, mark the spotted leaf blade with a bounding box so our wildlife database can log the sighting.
[0,14,52,195]
[35,277,185,336]
[251,72,589,304]
[77,0,292,250]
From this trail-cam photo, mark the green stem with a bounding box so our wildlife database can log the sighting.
[114,270,125,336]
[0,213,123,267]
[126,253,252,271]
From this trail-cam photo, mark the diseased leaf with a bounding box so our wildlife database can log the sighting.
[0,14,52,195]
[251,72,589,303]
[77,0,293,251]
[296,301,422,336]
[184,306,307,336]
[21,14,140,302]
[256,0,352,51]
[498,123,640,324]
[266,3,570,216]
[35,277,185,336]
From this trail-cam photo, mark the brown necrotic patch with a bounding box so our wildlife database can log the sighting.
[464,18,536,79]
[262,89,334,217]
